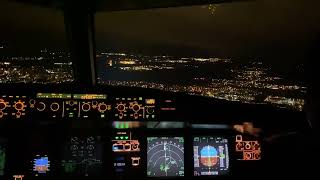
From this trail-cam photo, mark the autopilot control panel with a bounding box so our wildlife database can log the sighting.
[0,93,169,121]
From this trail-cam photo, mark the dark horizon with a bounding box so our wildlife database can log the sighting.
[1,0,320,66]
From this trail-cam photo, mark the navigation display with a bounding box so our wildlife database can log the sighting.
[147,137,184,177]
[61,136,103,176]
[193,136,230,176]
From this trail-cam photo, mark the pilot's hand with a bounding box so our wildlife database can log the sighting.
[233,122,261,137]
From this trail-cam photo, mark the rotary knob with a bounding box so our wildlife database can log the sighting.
[98,103,107,112]
[14,101,25,111]
[132,104,140,112]
[50,102,60,111]
[29,99,36,108]
[0,101,6,111]
[37,102,46,111]
[82,103,91,112]
[116,103,125,112]
[146,106,155,114]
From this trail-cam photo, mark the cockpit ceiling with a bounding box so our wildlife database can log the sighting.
[12,0,250,11]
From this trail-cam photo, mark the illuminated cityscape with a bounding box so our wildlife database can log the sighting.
[0,48,73,83]
[0,46,306,111]
[97,51,306,111]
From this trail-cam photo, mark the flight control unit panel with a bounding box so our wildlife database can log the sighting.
[0,92,175,121]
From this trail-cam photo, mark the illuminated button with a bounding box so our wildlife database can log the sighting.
[254,152,261,160]
[113,144,124,151]
[14,101,25,111]
[87,145,95,150]
[254,142,260,150]
[146,99,155,105]
[92,101,98,106]
[124,144,131,150]
[71,145,78,151]
[98,103,107,112]
[87,136,95,143]
[245,142,251,150]
[50,103,60,111]
[29,99,36,107]
[131,157,140,166]
[134,113,139,119]
[244,152,253,160]
[16,111,21,117]
[117,104,125,111]
[119,113,124,119]
[131,143,139,151]
[0,101,6,110]
[13,175,24,180]
[68,100,75,106]
[236,142,244,151]
[132,104,140,112]
[37,102,46,111]
[82,103,91,112]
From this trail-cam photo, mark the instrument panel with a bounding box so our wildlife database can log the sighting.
[32,93,110,119]
[0,128,263,179]
[61,136,103,176]
[0,93,163,121]
[0,87,305,179]
[0,95,27,119]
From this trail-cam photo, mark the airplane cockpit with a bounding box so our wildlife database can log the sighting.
[0,0,319,179]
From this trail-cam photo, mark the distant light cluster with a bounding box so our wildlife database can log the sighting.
[102,80,304,111]
[98,52,306,111]
[0,48,306,111]
[0,66,73,83]
[0,50,73,83]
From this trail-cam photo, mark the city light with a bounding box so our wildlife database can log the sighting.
[0,49,73,83]
[0,49,306,111]
[119,60,136,65]
[97,52,306,111]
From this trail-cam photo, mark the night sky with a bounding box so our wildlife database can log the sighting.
[1,0,320,65]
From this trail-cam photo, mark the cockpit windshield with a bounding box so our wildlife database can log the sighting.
[95,0,318,111]
[0,1,73,83]
[1,0,318,111]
